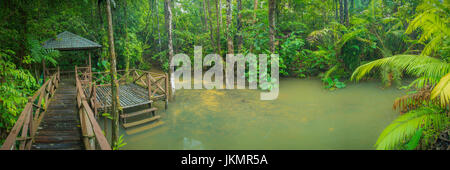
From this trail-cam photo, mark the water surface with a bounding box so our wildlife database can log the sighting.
[120,78,403,150]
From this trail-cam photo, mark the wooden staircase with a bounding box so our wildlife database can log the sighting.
[32,79,84,150]
[120,102,163,130]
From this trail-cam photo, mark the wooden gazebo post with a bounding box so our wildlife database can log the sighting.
[88,51,92,88]
[42,59,47,81]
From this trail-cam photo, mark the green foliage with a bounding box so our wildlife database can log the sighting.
[375,106,448,150]
[322,76,346,91]
[0,0,448,150]
[113,135,127,150]
[102,113,113,120]
[405,127,423,150]
[0,50,38,138]
[27,37,60,66]
[405,0,449,57]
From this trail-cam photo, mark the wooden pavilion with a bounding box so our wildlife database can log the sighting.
[43,31,168,129]
[42,31,100,79]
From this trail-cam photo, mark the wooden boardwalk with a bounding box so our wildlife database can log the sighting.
[84,83,162,110]
[31,79,84,150]
[1,67,167,150]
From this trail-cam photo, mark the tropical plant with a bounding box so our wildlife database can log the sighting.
[322,76,346,90]
[113,135,127,150]
[351,0,450,150]
[406,0,450,57]
[375,106,448,150]
[0,50,38,142]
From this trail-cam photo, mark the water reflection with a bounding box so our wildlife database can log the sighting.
[120,78,403,150]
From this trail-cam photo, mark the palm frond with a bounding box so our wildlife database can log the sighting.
[375,107,447,150]
[431,73,450,106]
[405,0,450,56]
[409,76,439,89]
[393,89,441,113]
[351,54,450,82]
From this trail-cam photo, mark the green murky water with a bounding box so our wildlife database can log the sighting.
[119,78,403,150]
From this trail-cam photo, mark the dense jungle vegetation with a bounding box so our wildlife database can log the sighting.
[0,0,449,149]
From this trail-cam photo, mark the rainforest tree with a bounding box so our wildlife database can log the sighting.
[0,0,448,149]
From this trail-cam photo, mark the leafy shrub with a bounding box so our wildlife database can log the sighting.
[322,77,346,91]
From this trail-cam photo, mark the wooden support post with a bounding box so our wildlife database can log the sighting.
[42,60,46,81]
[147,73,152,101]
[165,73,169,110]
[57,67,60,81]
[88,51,92,89]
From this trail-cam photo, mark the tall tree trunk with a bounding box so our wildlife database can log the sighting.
[339,0,344,24]
[268,0,276,53]
[236,0,243,52]
[335,0,338,21]
[124,0,130,76]
[253,0,258,24]
[215,0,222,55]
[205,0,217,53]
[105,0,120,148]
[156,0,162,52]
[350,0,354,12]
[201,0,208,31]
[165,0,175,99]
[226,0,233,54]
[344,0,349,26]
[249,0,258,52]
[98,0,103,26]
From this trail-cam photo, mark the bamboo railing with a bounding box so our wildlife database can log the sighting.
[75,66,111,150]
[1,68,60,150]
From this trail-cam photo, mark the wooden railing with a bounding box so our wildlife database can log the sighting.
[87,69,169,111]
[75,67,111,150]
[1,68,60,150]
[131,69,169,109]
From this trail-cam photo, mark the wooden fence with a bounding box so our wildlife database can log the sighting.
[75,66,111,150]
[1,68,60,150]
[84,69,169,115]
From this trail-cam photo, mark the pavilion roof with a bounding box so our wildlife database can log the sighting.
[42,31,101,51]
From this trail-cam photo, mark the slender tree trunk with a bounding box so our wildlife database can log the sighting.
[268,0,276,53]
[215,0,222,55]
[253,0,258,24]
[201,0,207,31]
[156,0,162,52]
[350,0,354,12]
[226,0,233,54]
[165,0,175,99]
[98,0,103,26]
[249,0,258,52]
[105,0,120,148]
[335,0,338,21]
[236,0,243,52]
[124,0,130,76]
[206,0,217,53]
[339,0,344,24]
[344,0,349,26]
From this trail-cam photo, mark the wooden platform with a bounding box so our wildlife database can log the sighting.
[84,83,163,110]
[32,79,84,150]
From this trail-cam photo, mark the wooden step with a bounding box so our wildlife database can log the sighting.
[125,121,165,135]
[120,108,158,118]
[123,115,161,128]
[32,142,83,150]
[34,135,82,143]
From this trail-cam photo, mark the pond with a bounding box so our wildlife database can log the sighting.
[117,78,404,150]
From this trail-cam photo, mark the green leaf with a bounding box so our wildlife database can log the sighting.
[405,128,423,150]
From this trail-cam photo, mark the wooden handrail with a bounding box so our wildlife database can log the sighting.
[1,68,60,150]
[75,66,111,150]
[79,68,170,112]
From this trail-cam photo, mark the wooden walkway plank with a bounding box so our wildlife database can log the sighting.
[31,79,84,150]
